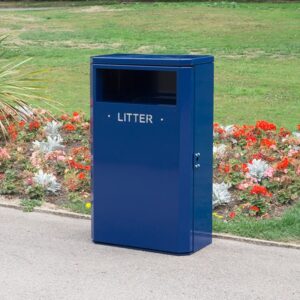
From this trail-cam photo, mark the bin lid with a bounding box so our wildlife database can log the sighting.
[91,54,213,66]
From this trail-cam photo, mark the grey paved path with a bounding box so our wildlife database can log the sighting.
[0,207,299,300]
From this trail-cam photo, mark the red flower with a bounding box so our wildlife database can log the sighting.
[77,172,86,180]
[279,127,290,137]
[246,135,257,146]
[260,138,276,148]
[68,158,90,171]
[250,205,260,212]
[229,212,236,219]
[256,120,276,131]
[218,163,230,173]
[83,165,90,171]
[276,157,289,170]
[63,123,76,131]
[233,127,246,138]
[7,124,18,140]
[251,153,263,161]
[250,185,272,197]
[71,111,81,123]
[60,114,69,121]
[297,124,300,131]
[242,163,249,173]
[213,123,225,135]
[18,120,26,127]
[29,121,40,131]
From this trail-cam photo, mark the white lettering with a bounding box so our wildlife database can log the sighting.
[133,113,139,122]
[146,114,153,124]
[139,114,145,123]
[117,113,123,122]
[116,112,154,124]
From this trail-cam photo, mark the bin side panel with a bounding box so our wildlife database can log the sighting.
[177,68,194,253]
[193,63,214,250]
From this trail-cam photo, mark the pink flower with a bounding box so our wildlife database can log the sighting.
[45,150,66,162]
[82,122,90,130]
[237,180,254,190]
[0,147,10,160]
[245,173,258,183]
[264,167,274,178]
[30,151,43,168]
[288,149,298,157]
[296,167,300,176]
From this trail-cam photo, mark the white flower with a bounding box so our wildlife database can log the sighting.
[33,170,61,194]
[213,182,232,208]
[247,159,269,180]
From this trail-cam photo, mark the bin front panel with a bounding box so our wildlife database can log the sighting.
[92,65,193,253]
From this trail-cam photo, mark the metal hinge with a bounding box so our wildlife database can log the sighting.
[194,152,200,169]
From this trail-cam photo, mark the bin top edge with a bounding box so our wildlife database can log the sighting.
[91,54,214,66]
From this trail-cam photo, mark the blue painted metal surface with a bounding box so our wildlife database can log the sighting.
[91,54,214,254]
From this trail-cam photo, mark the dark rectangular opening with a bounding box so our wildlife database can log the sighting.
[97,69,176,105]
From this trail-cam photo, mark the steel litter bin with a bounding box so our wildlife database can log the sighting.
[91,54,214,254]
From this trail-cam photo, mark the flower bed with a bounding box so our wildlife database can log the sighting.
[0,110,91,213]
[213,121,300,221]
[0,111,299,218]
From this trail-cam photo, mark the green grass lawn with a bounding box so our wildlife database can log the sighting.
[214,202,300,243]
[0,1,299,129]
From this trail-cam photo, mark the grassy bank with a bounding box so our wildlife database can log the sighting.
[213,202,300,243]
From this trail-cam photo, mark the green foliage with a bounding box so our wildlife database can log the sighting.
[249,196,269,215]
[55,161,66,176]
[20,198,42,212]
[0,35,60,138]
[0,169,20,195]
[277,181,300,205]
[27,184,45,201]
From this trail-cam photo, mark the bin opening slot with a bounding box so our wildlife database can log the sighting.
[98,69,176,105]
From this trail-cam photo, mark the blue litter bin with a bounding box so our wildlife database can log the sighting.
[91,54,214,254]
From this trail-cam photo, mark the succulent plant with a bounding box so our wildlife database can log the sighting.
[213,144,227,157]
[33,135,65,153]
[33,170,61,194]
[44,120,62,137]
[213,182,232,208]
[292,132,300,139]
[247,159,269,180]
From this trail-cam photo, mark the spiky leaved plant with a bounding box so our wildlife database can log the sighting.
[213,182,232,208]
[33,135,65,153]
[0,35,59,138]
[44,120,62,137]
[247,159,269,181]
[33,170,61,194]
